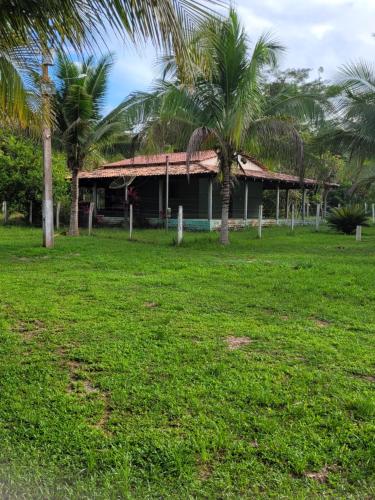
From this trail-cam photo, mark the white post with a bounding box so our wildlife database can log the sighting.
[165,157,169,231]
[291,203,295,231]
[158,178,163,217]
[29,201,33,225]
[258,204,263,239]
[285,189,289,220]
[364,202,367,214]
[302,188,306,223]
[276,185,280,225]
[243,180,248,225]
[315,203,320,231]
[208,177,213,224]
[306,202,310,219]
[177,205,183,245]
[372,203,375,224]
[356,225,362,241]
[56,201,61,230]
[88,202,94,235]
[129,203,133,240]
[2,201,8,224]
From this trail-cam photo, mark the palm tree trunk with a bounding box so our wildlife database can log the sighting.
[68,166,80,236]
[220,160,231,245]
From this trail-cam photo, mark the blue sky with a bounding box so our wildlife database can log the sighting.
[104,0,375,111]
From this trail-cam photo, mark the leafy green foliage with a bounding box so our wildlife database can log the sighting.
[327,205,369,234]
[0,226,374,497]
[0,129,68,215]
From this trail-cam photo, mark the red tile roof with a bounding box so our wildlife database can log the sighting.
[78,150,338,187]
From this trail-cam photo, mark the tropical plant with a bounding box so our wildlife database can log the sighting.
[124,10,323,244]
[54,51,129,236]
[327,205,368,234]
[0,128,68,216]
[0,0,221,127]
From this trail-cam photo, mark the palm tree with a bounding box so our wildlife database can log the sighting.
[54,51,129,236]
[125,10,319,244]
[0,0,222,126]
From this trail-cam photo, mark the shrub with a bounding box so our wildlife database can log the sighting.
[327,205,369,234]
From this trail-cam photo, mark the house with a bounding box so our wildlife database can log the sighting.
[78,150,337,230]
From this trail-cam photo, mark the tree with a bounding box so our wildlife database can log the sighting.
[0,0,222,127]
[125,10,319,244]
[0,129,68,216]
[54,51,129,236]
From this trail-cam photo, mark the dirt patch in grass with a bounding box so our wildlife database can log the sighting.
[311,317,331,328]
[226,336,252,350]
[15,319,47,340]
[144,301,159,308]
[198,462,213,481]
[352,373,375,383]
[304,465,337,483]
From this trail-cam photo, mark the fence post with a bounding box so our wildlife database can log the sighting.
[258,204,263,239]
[372,203,375,224]
[56,201,61,230]
[29,201,33,225]
[291,203,295,231]
[315,203,320,231]
[356,225,362,241]
[88,202,94,235]
[2,201,8,224]
[129,204,133,240]
[177,205,183,245]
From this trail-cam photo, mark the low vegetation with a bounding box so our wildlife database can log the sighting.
[327,205,369,234]
[0,226,374,498]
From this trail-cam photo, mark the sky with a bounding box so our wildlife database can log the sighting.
[105,0,375,111]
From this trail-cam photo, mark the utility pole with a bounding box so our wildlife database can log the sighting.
[41,49,54,248]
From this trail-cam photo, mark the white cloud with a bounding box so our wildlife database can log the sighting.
[309,23,334,40]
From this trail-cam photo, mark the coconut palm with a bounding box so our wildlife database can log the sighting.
[0,0,222,126]
[54,51,129,236]
[125,10,321,244]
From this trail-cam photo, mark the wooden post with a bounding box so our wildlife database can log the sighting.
[356,225,362,241]
[29,201,33,225]
[291,203,295,231]
[208,177,213,224]
[177,205,183,245]
[372,203,375,223]
[129,203,133,240]
[165,156,169,231]
[2,201,8,224]
[258,204,263,239]
[315,203,320,231]
[88,202,94,235]
[158,178,163,218]
[56,201,61,230]
[286,190,289,220]
[276,185,280,225]
[243,180,248,225]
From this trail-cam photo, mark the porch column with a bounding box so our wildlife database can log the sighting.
[243,180,248,224]
[302,187,306,223]
[165,156,169,230]
[285,189,289,219]
[92,182,97,216]
[208,176,213,223]
[158,178,163,217]
[276,185,280,225]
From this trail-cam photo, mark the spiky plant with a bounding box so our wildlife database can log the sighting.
[327,205,369,234]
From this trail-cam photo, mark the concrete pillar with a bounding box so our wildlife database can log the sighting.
[208,177,213,223]
[243,180,248,224]
[158,178,163,217]
[276,185,280,225]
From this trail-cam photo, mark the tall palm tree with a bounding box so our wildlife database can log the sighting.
[54,51,129,236]
[125,10,319,244]
[0,0,222,126]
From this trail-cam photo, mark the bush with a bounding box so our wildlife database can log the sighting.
[327,205,369,234]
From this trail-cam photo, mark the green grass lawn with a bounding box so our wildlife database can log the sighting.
[0,224,374,498]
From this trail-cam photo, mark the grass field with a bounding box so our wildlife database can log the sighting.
[0,224,374,498]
